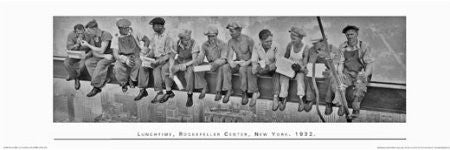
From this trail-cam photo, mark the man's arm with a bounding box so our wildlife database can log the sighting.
[66,33,79,50]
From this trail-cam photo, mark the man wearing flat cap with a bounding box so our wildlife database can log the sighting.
[112,18,150,95]
[226,22,257,105]
[196,26,232,103]
[136,17,176,103]
[64,24,91,90]
[330,25,375,118]
[278,26,310,111]
[167,29,201,107]
[81,19,115,97]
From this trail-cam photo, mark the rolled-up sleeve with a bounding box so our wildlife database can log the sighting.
[250,46,259,63]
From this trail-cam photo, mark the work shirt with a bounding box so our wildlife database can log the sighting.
[337,40,375,66]
[88,30,113,54]
[66,32,90,52]
[251,42,280,65]
[149,31,175,58]
[175,39,200,64]
[227,34,254,61]
[284,41,309,64]
[200,39,228,62]
[116,33,149,55]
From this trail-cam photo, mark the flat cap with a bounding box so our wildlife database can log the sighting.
[342,25,359,33]
[226,22,242,30]
[204,26,219,36]
[149,17,165,25]
[116,18,131,27]
[289,26,306,37]
[85,19,98,28]
[178,29,192,39]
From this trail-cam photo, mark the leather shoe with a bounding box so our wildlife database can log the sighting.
[214,92,222,101]
[241,91,249,105]
[199,88,206,99]
[272,96,279,111]
[74,79,80,90]
[249,92,259,107]
[87,87,101,97]
[134,89,148,101]
[279,97,287,111]
[337,105,345,116]
[151,91,163,103]
[351,109,360,118]
[297,100,305,112]
[304,101,313,112]
[325,103,333,115]
[186,94,193,107]
[160,91,175,103]
[223,90,231,103]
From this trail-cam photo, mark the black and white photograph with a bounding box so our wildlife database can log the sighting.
[53,16,406,123]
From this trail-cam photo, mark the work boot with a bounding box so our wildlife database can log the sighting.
[214,91,222,101]
[337,105,345,116]
[186,93,193,107]
[249,92,259,107]
[272,96,279,111]
[74,78,80,90]
[223,90,232,103]
[351,101,361,118]
[199,88,206,99]
[279,97,287,111]
[241,91,249,105]
[150,91,164,103]
[297,100,305,112]
[304,101,314,112]
[128,80,137,88]
[325,103,333,115]
[120,83,128,93]
[134,88,148,101]
[160,91,175,103]
[86,87,101,97]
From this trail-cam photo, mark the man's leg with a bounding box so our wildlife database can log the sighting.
[194,69,207,99]
[114,61,130,90]
[278,75,290,111]
[184,66,195,106]
[129,56,142,86]
[160,62,175,103]
[221,64,233,103]
[350,77,368,118]
[91,58,114,88]
[64,57,82,90]
[135,66,150,101]
[86,58,114,97]
[247,65,259,107]
[238,65,249,105]
[64,57,81,80]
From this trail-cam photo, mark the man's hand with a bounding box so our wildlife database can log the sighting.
[301,65,308,75]
[214,59,225,65]
[180,63,187,71]
[291,64,301,72]
[126,57,135,67]
[252,66,258,74]
[268,63,276,71]
[229,61,237,68]
[80,40,89,47]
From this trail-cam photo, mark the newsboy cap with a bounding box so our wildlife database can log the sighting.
[342,25,359,33]
[116,18,131,28]
[149,17,165,25]
[289,26,306,37]
[178,29,192,39]
[226,22,242,30]
[204,26,219,36]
